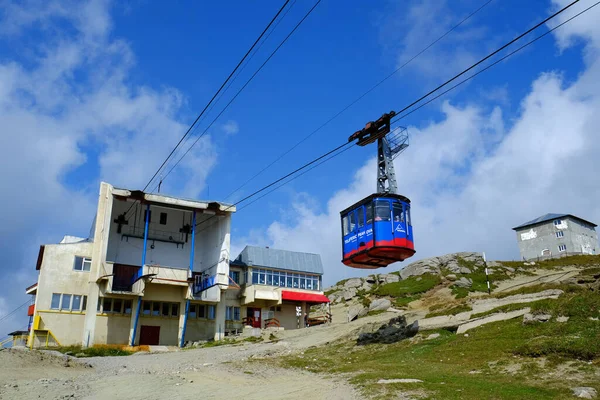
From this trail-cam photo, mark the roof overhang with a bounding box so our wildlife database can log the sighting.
[112,187,236,213]
[281,290,329,303]
[26,282,38,295]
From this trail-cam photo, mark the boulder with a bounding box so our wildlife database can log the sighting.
[572,387,597,399]
[360,281,373,292]
[446,274,457,281]
[343,288,357,301]
[348,304,368,321]
[400,252,484,279]
[459,267,472,274]
[471,289,563,314]
[556,316,570,323]
[369,298,392,312]
[357,316,418,345]
[365,275,377,284]
[344,278,363,289]
[504,266,515,273]
[453,277,473,289]
[378,274,400,284]
[523,313,552,324]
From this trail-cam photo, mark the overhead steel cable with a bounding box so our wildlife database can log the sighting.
[222,0,495,202]
[122,0,291,220]
[190,0,595,233]
[155,0,323,192]
[389,0,581,119]
[142,0,291,193]
[392,0,600,123]
[166,0,299,176]
[0,299,31,322]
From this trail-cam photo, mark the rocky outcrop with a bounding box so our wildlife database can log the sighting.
[369,298,392,312]
[523,312,552,324]
[400,252,484,279]
[348,304,368,321]
[470,289,563,314]
[357,316,418,345]
[456,309,531,334]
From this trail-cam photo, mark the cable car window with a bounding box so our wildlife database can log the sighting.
[366,203,373,224]
[374,200,391,221]
[349,211,357,232]
[342,214,350,236]
[357,207,364,228]
[407,206,411,226]
[393,202,404,223]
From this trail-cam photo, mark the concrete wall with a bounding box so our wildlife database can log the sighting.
[516,216,598,260]
[276,302,302,330]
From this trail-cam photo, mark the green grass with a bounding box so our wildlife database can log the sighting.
[57,345,133,357]
[394,295,420,307]
[242,336,264,343]
[274,290,600,399]
[200,338,237,348]
[580,267,600,276]
[374,274,441,297]
[452,286,469,299]
[426,304,473,318]
[366,310,386,317]
[500,254,600,270]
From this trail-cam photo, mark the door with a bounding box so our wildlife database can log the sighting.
[139,325,160,345]
[253,308,261,328]
[391,201,407,245]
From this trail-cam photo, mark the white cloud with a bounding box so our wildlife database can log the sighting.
[240,5,600,287]
[222,120,240,136]
[0,0,217,334]
[379,0,489,80]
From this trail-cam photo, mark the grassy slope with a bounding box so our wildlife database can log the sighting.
[278,283,600,399]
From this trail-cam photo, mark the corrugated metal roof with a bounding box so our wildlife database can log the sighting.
[232,246,324,275]
[513,213,597,230]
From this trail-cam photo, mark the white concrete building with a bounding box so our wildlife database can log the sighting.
[25,182,329,348]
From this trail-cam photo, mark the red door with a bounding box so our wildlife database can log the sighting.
[139,325,160,345]
[247,308,261,328]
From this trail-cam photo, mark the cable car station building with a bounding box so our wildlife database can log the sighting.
[24,182,328,348]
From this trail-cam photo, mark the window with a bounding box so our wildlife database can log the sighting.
[252,270,259,284]
[272,271,280,287]
[259,269,265,285]
[286,275,293,287]
[113,299,123,314]
[266,270,273,286]
[189,304,197,318]
[161,303,169,317]
[208,305,215,320]
[226,306,233,320]
[103,298,113,313]
[293,276,299,288]
[234,307,240,321]
[342,214,350,236]
[558,244,567,252]
[152,302,160,316]
[349,211,357,232]
[229,270,240,284]
[407,207,411,226]
[357,207,364,228]
[82,296,87,311]
[197,304,206,318]
[73,256,92,272]
[374,200,391,221]
[51,293,61,310]
[556,231,564,238]
[366,203,373,225]
[393,202,403,223]
[159,212,168,225]
[124,299,132,315]
[300,275,306,289]
[171,303,179,317]
[61,294,71,310]
[97,297,102,312]
[72,295,82,311]
[554,219,562,226]
[142,301,151,315]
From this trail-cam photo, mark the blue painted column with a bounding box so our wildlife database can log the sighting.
[180,210,196,348]
[131,204,151,346]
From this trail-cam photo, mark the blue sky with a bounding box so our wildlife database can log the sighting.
[1,0,600,334]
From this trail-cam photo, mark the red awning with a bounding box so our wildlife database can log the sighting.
[281,290,330,303]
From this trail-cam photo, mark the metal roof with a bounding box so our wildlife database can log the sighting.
[513,213,597,230]
[232,246,324,275]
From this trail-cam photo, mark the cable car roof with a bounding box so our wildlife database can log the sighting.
[340,192,411,215]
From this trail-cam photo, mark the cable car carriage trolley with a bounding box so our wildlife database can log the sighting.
[341,112,415,269]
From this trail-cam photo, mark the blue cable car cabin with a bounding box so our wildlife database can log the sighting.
[340,193,415,269]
